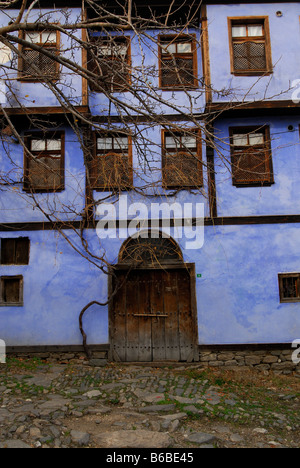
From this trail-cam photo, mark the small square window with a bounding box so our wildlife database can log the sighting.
[279,274,300,303]
[0,276,23,306]
[1,238,30,265]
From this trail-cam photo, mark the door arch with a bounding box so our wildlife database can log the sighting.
[109,232,199,362]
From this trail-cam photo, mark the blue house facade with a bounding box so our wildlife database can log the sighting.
[0,0,300,364]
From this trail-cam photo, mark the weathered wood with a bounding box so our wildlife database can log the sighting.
[110,267,198,362]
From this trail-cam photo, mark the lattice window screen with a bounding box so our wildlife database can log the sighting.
[233,41,266,71]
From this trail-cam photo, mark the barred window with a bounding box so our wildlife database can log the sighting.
[230,126,274,186]
[162,130,203,188]
[159,35,198,88]
[279,274,300,303]
[19,30,60,81]
[89,133,133,191]
[229,18,272,75]
[87,36,131,92]
[24,132,65,192]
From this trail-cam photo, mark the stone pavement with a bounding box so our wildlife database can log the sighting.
[0,359,299,448]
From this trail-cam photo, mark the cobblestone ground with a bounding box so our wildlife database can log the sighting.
[0,358,299,449]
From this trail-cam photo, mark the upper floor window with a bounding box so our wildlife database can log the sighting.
[230,126,274,187]
[159,35,198,89]
[228,17,272,75]
[24,132,65,192]
[88,36,131,92]
[19,30,60,81]
[162,129,203,188]
[89,132,133,191]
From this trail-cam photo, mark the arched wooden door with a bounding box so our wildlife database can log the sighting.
[109,234,199,362]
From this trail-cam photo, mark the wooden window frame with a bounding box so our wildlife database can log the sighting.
[158,34,198,89]
[229,126,274,187]
[0,276,24,307]
[228,17,272,76]
[87,35,131,92]
[0,238,30,265]
[18,28,60,82]
[278,273,300,303]
[162,128,203,189]
[89,132,133,192]
[23,131,65,193]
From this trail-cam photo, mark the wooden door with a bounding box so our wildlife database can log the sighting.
[110,268,198,362]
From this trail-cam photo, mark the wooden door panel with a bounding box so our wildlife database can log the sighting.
[125,271,141,361]
[138,272,153,361]
[111,268,197,362]
[163,271,181,361]
[151,271,166,361]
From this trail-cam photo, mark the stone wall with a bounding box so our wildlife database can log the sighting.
[6,345,300,375]
[198,346,300,375]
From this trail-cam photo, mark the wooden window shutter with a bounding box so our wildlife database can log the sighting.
[159,35,198,88]
[19,30,60,81]
[229,18,272,75]
[230,127,273,186]
[279,274,300,303]
[162,130,203,189]
[87,36,131,92]
[1,238,30,265]
[0,276,23,306]
[90,133,133,191]
[24,132,65,192]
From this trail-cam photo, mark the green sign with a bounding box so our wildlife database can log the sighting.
[197,274,202,278]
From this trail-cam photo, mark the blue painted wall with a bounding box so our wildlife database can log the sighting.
[88,28,206,116]
[0,126,86,223]
[207,2,300,103]
[214,116,300,217]
[0,223,300,347]
[0,8,83,108]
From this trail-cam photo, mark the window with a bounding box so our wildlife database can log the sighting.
[162,130,203,188]
[279,274,300,303]
[1,238,30,265]
[159,35,198,88]
[228,18,272,75]
[0,276,23,306]
[89,133,133,191]
[87,36,131,92]
[19,30,60,81]
[230,126,274,186]
[24,132,65,192]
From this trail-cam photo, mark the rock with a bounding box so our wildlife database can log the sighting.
[160,412,187,422]
[253,428,268,434]
[0,440,32,448]
[186,432,217,446]
[70,430,90,447]
[83,390,101,399]
[94,430,172,448]
[89,359,107,367]
[139,404,176,413]
[29,427,42,439]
